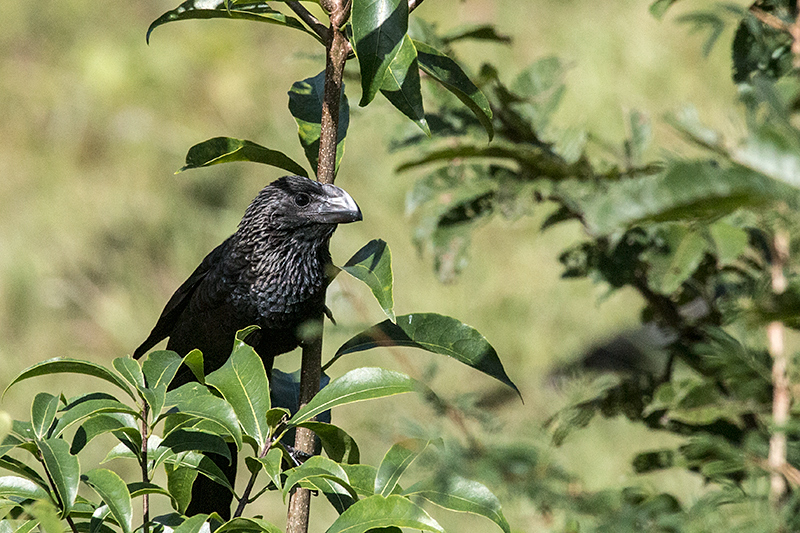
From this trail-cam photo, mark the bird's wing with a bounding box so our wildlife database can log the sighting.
[133,237,232,359]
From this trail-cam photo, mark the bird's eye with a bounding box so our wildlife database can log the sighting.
[294,193,311,207]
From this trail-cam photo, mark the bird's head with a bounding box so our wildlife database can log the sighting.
[240,175,362,235]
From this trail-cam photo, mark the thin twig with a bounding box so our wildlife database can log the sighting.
[140,403,150,533]
[234,437,273,517]
[749,6,790,32]
[768,229,790,506]
[285,1,330,42]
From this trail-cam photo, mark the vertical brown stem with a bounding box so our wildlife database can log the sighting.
[287,4,350,530]
[794,0,800,68]
[768,230,790,505]
[141,403,150,533]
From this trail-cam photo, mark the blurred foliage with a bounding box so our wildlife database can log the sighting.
[388,0,800,530]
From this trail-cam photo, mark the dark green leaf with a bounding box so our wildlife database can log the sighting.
[257,448,284,490]
[380,36,428,135]
[128,481,176,506]
[375,439,430,497]
[0,455,49,489]
[171,387,242,450]
[340,464,377,497]
[206,333,271,449]
[164,464,196,515]
[166,452,234,492]
[288,71,349,176]
[288,368,426,426]
[31,393,59,440]
[325,494,444,533]
[147,0,319,44]
[0,476,50,502]
[403,476,510,533]
[38,438,79,516]
[141,351,183,416]
[4,359,133,400]
[333,314,520,396]
[643,226,708,295]
[352,0,409,106]
[341,239,395,322]
[414,40,493,140]
[81,469,132,533]
[214,517,282,533]
[160,430,232,462]
[182,349,205,385]
[179,137,309,177]
[51,398,140,440]
[282,456,357,502]
[294,421,360,464]
[71,413,141,455]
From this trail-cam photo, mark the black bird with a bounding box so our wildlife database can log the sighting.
[133,175,362,518]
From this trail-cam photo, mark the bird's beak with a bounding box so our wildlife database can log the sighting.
[315,184,363,224]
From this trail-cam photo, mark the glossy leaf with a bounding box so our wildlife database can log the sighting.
[160,429,232,462]
[333,314,520,396]
[147,0,318,44]
[403,476,510,533]
[38,438,79,515]
[352,0,409,106]
[375,439,431,497]
[4,358,134,400]
[325,494,444,533]
[288,71,349,177]
[215,517,283,533]
[0,476,50,502]
[141,350,183,416]
[413,40,493,140]
[165,464,196,515]
[206,333,271,449]
[31,393,59,440]
[51,396,140,440]
[179,137,309,177]
[169,513,209,533]
[380,36,428,135]
[166,451,234,492]
[182,349,205,384]
[170,386,242,450]
[112,358,146,390]
[282,456,356,501]
[71,413,141,455]
[0,455,49,489]
[340,464,378,497]
[288,368,425,426]
[128,481,176,506]
[342,239,395,322]
[82,469,133,533]
[294,421,360,464]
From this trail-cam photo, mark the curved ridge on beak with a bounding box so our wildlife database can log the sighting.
[315,183,363,224]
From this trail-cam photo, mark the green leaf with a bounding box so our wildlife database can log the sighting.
[38,438,79,516]
[257,448,284,490]
[25,501,62,533]
[112,358,146,390]
[215,517,283,533]
[160,429,232,462]
[708,221,748,266]
[170,387,242,450]
[571,161,794,235]
[71,413,141,455]
[206,334,271,449]
[4,359,134,400]
[375,439,431,497]
[324,494,444,533]
[333,314,520,397]
[147,0,320,44]
[141,350,183,416]
[403,476,510,533]
[340,464,378,497]
[31,394,59,440]
[289,368,426,426]
[0,456,49,489]
[166,451,235,492]
[413,40,493,140]
[81,469,133,533]
[164,464,196,515]
[170,514,210,533]
[179,137,309,178]
[282,456,357,502]
[294,421,360,464]
[644,226,708,295]
[341,239,395,322]
[440,24,512,45]
[352,0,409,106]
[183,349,206,385]
[51,396,140,440]
[0,476,50,502]
[128,481,176,506]
[380,36,428,135]
[288,71,349,176]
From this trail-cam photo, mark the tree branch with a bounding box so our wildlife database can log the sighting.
[284,1,330,43]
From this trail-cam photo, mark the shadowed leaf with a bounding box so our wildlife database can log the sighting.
[179,137,308,177]
[342,239,395,321]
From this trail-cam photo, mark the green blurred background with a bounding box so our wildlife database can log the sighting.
[0,0,749,530]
